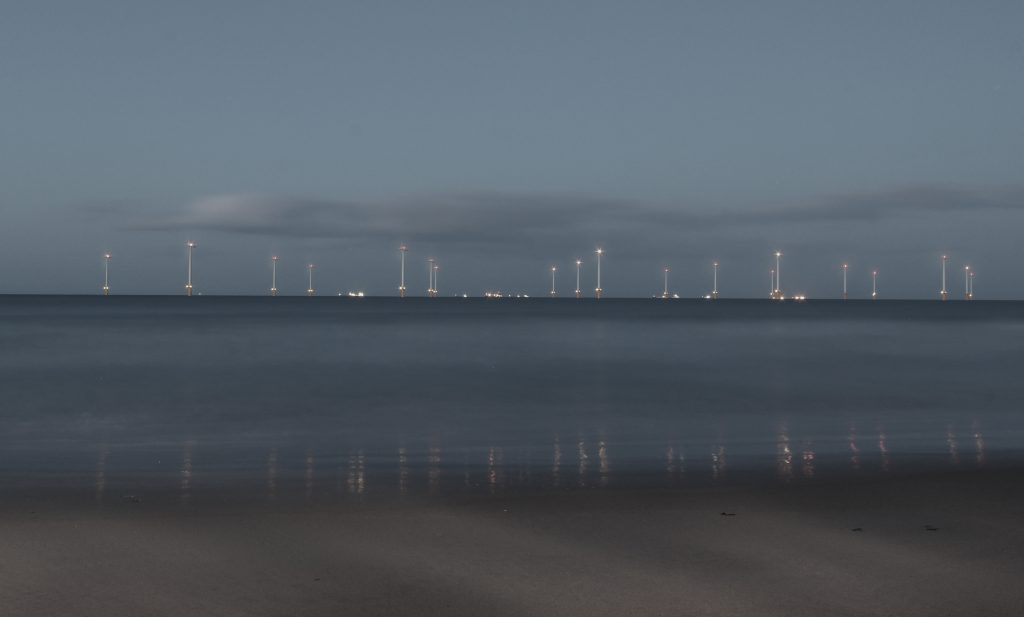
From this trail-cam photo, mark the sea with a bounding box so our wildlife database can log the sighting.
[2,296,1022,504]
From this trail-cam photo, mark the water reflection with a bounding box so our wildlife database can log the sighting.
[398,447,408,497]
[848,425,860,471]
[973,423,986,468]
[946,427,960,468]
[346,450,365,496]
[598,440,609,488]
[552,437,562,488]
[878,429,891,473]
[427,446,441,496]
[801,443,816,479]
[304,448,315,500]
[59,412,1022,505]
[711,445,726,481]
[487,446,504,494]
[180,441,194,505]
[665,446,677,482]
[776,427,793,482]
[577,437,589,487]
[267,448,278,499]
[95,445,109,504]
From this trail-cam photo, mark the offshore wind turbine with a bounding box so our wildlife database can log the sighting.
[307,264,316,296]
[270,256,279,296]
[842,263,848,300]
[185,241,196,296]
[871,270,878,300]
[964,265,972,300]
[550,266,557,297]
[575,259,582,299]
[769,269,775,298]
[773,251,782,300]
[662,267,670,299]
[433,263,440,297]
[103,253,112,296]
[399,245,408,298]
[970,270,975,299]
[941,255,948,301]
[595,248,604,299]
[711,261,719,300]
[427,258,436,297]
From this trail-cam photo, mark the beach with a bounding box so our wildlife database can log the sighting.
[3,469,1023,616]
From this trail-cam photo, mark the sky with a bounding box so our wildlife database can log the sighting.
[1,1,1022,297]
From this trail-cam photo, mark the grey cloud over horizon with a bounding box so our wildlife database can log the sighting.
[130,185,1024,246]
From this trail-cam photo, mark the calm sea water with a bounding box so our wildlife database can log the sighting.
[2,296,1022,503]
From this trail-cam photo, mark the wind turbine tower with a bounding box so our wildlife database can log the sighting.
[103,253,112,296]
[575,259,582,299]
[185,241,196,297]
[662,267,670,299]
[595,248,604,299]
[941,255,948,301]
[550,266,557,297]
[711,262,719,300]
[433,263,440,297]
[871,270,878,300]
[964,266,972,300]
[307,264,316,296]
[271,256,279,296]
[399,245,408,298]
[427,259,436,297]
[842,263,848,300]
[773,251,782,300]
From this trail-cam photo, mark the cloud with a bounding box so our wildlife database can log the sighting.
[136,191,662,245]
[759,185,1024,224]
[131,185,1024,247]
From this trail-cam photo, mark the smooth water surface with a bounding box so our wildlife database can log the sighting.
[2,296,1022,503]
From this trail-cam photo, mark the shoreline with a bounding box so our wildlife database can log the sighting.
[3,468,1023,616]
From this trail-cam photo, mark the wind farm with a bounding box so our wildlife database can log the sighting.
[81,244,997,301]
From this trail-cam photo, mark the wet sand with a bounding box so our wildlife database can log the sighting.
[2,469,1023,616]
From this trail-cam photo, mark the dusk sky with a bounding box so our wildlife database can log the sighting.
[2,1,1022,297]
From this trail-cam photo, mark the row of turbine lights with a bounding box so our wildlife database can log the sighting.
[99,244,975,300]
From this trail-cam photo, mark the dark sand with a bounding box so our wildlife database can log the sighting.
[3,470,1023,617]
